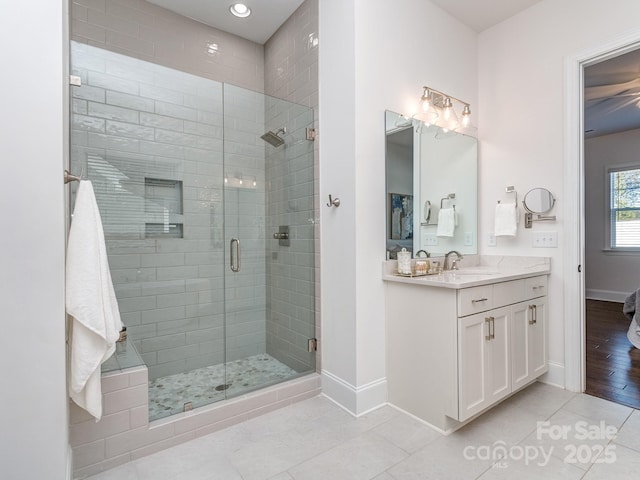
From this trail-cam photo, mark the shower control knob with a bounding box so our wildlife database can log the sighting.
[273,226,290,246]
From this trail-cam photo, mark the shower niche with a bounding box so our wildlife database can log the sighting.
[69,42,317,421]
[144,178,184,239]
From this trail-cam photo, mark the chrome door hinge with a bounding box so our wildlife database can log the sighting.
[69,75,82,86]
[308,338,318,352]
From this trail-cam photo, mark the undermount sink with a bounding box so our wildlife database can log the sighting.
[449,268,501,275]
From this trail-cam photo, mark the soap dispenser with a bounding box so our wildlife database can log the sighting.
[397,248,412,275]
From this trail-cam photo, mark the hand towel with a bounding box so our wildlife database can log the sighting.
[494,203,518,237]
[67,180,122,420]
[437,207,456,237]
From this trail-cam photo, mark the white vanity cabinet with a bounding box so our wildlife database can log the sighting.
[456,275,548,421]
[385,272,548,432]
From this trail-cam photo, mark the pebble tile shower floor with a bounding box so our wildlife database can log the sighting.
[148,353,298,421]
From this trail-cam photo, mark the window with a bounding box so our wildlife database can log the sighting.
[609,167,640,249]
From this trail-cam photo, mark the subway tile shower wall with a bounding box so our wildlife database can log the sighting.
[71,42,267,380]
[70,0,320,375]
[263,0,321,373]
[71,0,264,92]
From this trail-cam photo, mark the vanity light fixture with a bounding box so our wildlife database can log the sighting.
[229,3,251,18]
[416,85,472,132]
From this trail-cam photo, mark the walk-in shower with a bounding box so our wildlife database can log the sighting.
[69,42,316,421]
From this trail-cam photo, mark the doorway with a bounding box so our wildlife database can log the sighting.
[583,45,640,407]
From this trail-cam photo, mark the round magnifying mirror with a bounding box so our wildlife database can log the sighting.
[523,188,555,214]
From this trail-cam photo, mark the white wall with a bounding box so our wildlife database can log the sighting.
[320,0,477,413]
[585,129,640,301]
[0,1,69,478]
[318,0,358,408]
[478,0,640,386]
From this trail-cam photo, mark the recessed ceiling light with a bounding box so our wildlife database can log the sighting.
[229,3,251,18]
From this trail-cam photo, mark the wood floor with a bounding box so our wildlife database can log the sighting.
[585,299,640,409]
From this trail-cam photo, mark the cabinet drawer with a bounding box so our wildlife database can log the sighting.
[493,279,525,307]
[525,275,548,299]
[458,285,493,316]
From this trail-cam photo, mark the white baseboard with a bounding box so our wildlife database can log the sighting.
[586,289,628,303]
[66,444,73,480]
[539,361,565,389]
[321,370,387,416]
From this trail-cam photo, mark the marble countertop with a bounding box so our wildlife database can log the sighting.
[382,255,551,289]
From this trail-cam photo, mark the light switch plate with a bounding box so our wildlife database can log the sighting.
[464,232,473,246]
[532,231,558,248]
[487,233,496,247]
[424,234,438,246]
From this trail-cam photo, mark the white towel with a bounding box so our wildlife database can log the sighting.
[437,208,456,237]
[494,203,518,237]
[67,180,122,420]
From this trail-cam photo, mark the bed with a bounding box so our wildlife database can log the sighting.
[623,289,640,349]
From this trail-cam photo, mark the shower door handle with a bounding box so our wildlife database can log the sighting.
[230,238,241,272]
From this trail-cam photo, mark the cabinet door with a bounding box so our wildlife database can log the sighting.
[511,299,548,390]
[529,297,548,378]
[458,306,510,421]
[511,301,532,390]
[488,309,511,403]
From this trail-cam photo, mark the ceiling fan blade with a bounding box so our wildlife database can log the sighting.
[584,77,640,101]
[594,95,640,115]
[586,91,640,102]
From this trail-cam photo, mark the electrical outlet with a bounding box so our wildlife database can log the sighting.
[487,233,496,247]
[532,231,558,248]
[464,231,473,246]
[424,234,438,246]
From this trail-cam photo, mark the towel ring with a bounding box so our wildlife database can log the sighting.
[497,186,518,205]
[440,193,455,209]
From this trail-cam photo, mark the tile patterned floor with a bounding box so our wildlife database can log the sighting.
[148,353,299,421]
[88,382,640,480]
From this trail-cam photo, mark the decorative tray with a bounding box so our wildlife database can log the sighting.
[393,271,440,278]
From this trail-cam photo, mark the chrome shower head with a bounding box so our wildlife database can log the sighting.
[260,127,286,147]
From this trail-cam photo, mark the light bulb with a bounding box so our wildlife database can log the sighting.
[443,97,453,120]
[253,179,257,187]
[224,177,228,183]
[461,104,471,127]
[239,178,243,185]
[421,88,431,112]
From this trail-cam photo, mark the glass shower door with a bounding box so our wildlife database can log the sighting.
[222,84,316,398]
[69,41,228,420]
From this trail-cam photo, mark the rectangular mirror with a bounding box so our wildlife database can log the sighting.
[385,110,477,258]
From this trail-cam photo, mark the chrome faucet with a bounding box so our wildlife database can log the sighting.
[444,250,463,270]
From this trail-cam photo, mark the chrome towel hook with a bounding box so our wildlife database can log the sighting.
[326,195,340,208]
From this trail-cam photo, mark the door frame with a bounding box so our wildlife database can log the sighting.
[564,29,640,393]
